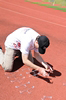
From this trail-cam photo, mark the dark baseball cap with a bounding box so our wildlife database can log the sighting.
[38,35,50,54]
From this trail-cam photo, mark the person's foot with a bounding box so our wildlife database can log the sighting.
[0,46,2,66]
[0,46,2,50]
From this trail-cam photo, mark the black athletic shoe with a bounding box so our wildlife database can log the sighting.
[0,46,2,50]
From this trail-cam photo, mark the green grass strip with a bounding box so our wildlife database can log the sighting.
[25,0,66,12]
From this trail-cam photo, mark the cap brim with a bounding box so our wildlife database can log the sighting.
[38,48,46,54]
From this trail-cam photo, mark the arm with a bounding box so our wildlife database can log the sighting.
[22,53,49,77]
[22,53,40,69]
[34,51,53,72]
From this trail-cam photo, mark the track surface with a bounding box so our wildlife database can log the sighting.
[0,0,66,100]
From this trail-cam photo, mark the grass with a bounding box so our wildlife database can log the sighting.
[43,0,66,6]
[25,0,66,12]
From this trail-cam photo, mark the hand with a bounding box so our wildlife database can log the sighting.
[45,64,53,73]
[42,62,53,73]
[37,67,49,77]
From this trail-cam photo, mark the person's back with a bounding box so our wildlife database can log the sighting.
[5,27,39,53]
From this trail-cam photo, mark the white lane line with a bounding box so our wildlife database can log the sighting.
[0,0,66,20]
[0,6,66,28]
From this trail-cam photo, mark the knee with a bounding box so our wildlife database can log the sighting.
[4,68,12,72]
[4,67,12,72]
[2,63,13,72]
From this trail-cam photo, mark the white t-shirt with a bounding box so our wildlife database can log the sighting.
[5,27,40,55]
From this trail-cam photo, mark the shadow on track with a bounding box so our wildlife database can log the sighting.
[30,58,62,84]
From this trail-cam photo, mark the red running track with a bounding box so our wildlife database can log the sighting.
[0,0,66,100]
